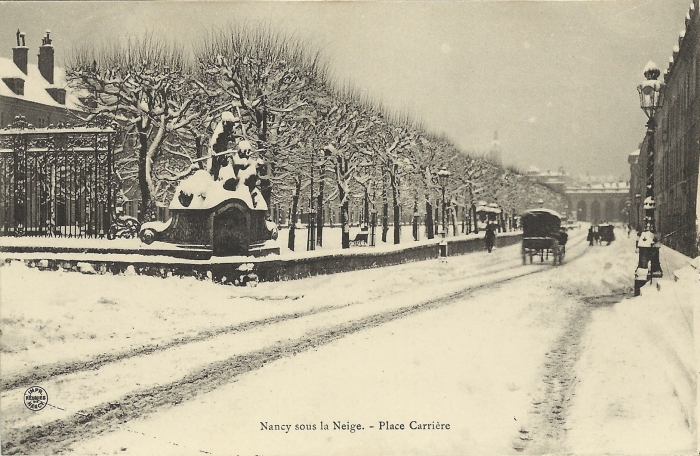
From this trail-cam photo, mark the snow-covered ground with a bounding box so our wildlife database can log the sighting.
[0,224,517,261]
[1,227,696,455]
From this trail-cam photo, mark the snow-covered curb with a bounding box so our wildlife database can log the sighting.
[0,232,523,283]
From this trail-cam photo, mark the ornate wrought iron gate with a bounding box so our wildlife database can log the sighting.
[0,122,115,238]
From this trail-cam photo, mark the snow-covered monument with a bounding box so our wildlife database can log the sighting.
[138,113,279,257]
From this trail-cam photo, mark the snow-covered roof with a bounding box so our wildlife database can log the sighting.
[522,208,562,219]
[0,57,83,110]
[629,149,640,156]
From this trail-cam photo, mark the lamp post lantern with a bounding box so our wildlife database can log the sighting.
[634,61,664,296]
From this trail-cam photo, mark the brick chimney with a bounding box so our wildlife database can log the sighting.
[13,29,28,75]
[38,30,54,84]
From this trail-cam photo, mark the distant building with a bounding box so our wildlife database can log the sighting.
[0,30,82,128]
[566,180,630,224]
[525,167,573,194]
[634,0,699,257]
[484,131,502,166]
[526,168,629,223]
[628,148,643,228]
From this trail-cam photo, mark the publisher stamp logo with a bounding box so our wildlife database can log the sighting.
[24,386,48,411]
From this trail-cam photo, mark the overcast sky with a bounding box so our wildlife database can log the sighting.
[0,1,692,179]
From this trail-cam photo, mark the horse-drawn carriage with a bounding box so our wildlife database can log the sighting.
[599,224,615,245]
[521,209,567,265]
[587,223,615,246]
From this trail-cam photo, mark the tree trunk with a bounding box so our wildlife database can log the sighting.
[316,163,324,246]
[363,188,370,228]
[391,168,400,244]
[413,197,419,241]
[393,193,400,244]
[288,179,301,251]
[381,170,389,242]
[341,199,350,249]
[434,206,439,236]
[336,156,351,249]
[382,202,389,243]
[451,203,457,236]
[426,200,434,239]
[137,130,153,223]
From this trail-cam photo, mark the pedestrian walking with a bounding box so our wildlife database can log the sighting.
[484,223,496,253]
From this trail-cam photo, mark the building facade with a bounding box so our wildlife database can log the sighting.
[633,0,699,257]
[525,169,629,223]
[566,181,630,224]
[0,30,82,128]
[628,147,645,229]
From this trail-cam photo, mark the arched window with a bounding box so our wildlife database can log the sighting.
[591,200,601,224]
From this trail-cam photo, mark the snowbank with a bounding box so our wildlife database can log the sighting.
[566,248,698,454]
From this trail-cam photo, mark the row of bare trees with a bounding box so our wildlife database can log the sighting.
[65,25,565,249]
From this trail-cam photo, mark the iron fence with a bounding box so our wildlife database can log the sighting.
[0,123,115,238]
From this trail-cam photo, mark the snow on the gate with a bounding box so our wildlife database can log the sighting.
[566,246,697,454]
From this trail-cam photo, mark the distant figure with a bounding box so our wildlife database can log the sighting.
[484,224,496,253]
[587,226,594,246]
[558,227,568,247]
[592,225,601,245]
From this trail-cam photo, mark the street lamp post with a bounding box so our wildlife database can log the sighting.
[634,61,664,296]
[306,207,316,251]
[437,167,451,237]
[437,167,451,257]
[370,208,378,247]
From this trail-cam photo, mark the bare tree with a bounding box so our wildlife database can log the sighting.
[66,36,206,222]
[196,23,329,170]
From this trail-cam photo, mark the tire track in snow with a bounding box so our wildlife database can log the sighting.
[512,293,627,454]
[2,234,587,393]
[0,303,349,392]
[3,234,594,454]
[2,249,595,455]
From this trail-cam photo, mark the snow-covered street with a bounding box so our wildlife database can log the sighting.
[1,227,697,455]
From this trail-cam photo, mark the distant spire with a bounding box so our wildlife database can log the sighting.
[486,130,502,166]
